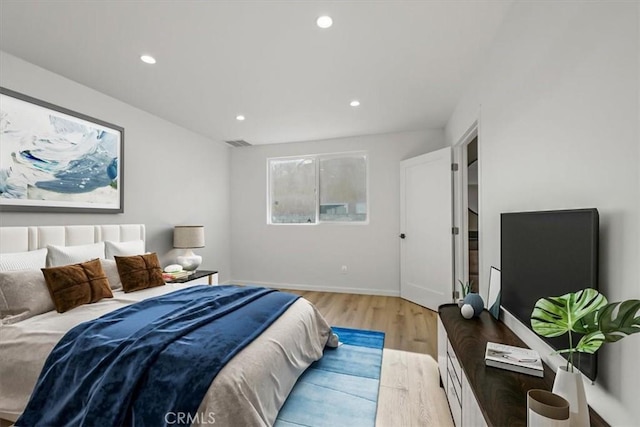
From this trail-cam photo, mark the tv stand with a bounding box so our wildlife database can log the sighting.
[437,304,607,426]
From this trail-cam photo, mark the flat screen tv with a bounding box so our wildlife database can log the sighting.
[501,208,599,381]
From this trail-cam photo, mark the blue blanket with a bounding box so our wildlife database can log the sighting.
[17,285,299,427]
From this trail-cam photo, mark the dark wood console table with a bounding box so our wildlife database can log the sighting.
[438,304,607,426]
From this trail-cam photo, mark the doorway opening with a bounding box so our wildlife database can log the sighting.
[453,122,481,298]
[467,137,479,292]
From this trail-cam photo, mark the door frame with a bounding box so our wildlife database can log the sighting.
[452,120,482,298]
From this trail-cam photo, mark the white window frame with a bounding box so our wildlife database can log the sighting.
[267,151,369,225]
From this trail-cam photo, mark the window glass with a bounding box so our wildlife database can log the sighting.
[269,158,316,224]
[319,155,367,222]
[268,153,367,224]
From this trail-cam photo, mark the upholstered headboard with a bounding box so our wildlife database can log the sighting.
[0,224,146,254]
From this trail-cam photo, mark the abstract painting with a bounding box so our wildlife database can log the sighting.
[0,87,123,213]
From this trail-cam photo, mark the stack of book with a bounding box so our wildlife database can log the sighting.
[162,270,192,281]
[485,342,544,377]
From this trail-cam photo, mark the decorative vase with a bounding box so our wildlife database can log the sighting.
[552,366,589,427]
[527,389,570,427]
[462,293,485,317]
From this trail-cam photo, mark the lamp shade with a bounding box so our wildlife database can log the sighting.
[173,225,205,249]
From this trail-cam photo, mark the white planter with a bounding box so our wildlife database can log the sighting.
[527,389,570,427]
[552,366,590,427]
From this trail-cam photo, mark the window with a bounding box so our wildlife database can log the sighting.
[268,153,367,224]
[318,155,367,222]
[269,157,316,224]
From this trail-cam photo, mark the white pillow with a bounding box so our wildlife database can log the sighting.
[0,248,48,272]
[104,240,145,260]
[100,259,123,291]
[0,269,55,325]
[46,242,105,267]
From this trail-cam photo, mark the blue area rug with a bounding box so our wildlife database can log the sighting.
[275,326,385,427]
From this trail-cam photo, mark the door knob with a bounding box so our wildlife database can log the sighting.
[399,233,406,239]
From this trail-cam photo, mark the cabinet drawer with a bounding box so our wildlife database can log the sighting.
[447,370,462,427]
[437,317,448,391]
[447,356,462,402]
[447,340,463,385]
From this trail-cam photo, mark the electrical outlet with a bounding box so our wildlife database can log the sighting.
[341,265,348,274]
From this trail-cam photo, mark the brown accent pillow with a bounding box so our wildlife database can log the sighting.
[115,253,165,293]
[41,258,113,313]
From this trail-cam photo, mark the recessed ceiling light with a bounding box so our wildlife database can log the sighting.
[316,16,333,29]
[140,55,156,64]
[236,115,245,121]
[350,100,361,107]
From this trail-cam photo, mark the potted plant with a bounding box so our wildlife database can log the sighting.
[457,279,472,307]
[531,288,640,427]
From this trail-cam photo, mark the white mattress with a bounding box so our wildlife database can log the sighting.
[0,284,331,425]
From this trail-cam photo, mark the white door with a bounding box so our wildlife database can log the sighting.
[400,147,454,310]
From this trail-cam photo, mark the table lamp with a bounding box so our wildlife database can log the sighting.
[174,225,205,271]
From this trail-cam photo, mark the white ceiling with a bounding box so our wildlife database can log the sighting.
[0,1,512,145]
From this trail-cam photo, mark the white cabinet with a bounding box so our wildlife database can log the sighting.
[462,372,486,427]
[438,317,487,427]
[437,316,448,386]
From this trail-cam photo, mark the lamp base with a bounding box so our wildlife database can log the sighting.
[176,249,202,271]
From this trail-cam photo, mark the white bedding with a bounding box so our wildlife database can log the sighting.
[0,283,331,425]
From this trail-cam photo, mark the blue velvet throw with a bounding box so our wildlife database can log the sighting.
[17,285,299,427]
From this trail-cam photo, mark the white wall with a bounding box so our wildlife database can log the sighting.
[446,2,639,424]
[0,52,231,282]
[230,130,445,295]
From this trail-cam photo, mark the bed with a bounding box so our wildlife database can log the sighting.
[0,224,332,426]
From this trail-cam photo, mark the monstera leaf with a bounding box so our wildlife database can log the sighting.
[574,331,605,354]
[531,289,640,365]
[531,288,608,338]
[574,300,640,353]
[594,300,640,342]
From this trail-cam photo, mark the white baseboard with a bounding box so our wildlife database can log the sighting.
[229,279,400,297]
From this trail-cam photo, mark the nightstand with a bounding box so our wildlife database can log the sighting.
[167,270,218,285]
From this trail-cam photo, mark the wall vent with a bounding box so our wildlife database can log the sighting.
[225,139,252,148]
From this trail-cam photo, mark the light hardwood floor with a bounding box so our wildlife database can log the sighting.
[288,290,439,357]
[287,290,454,426]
